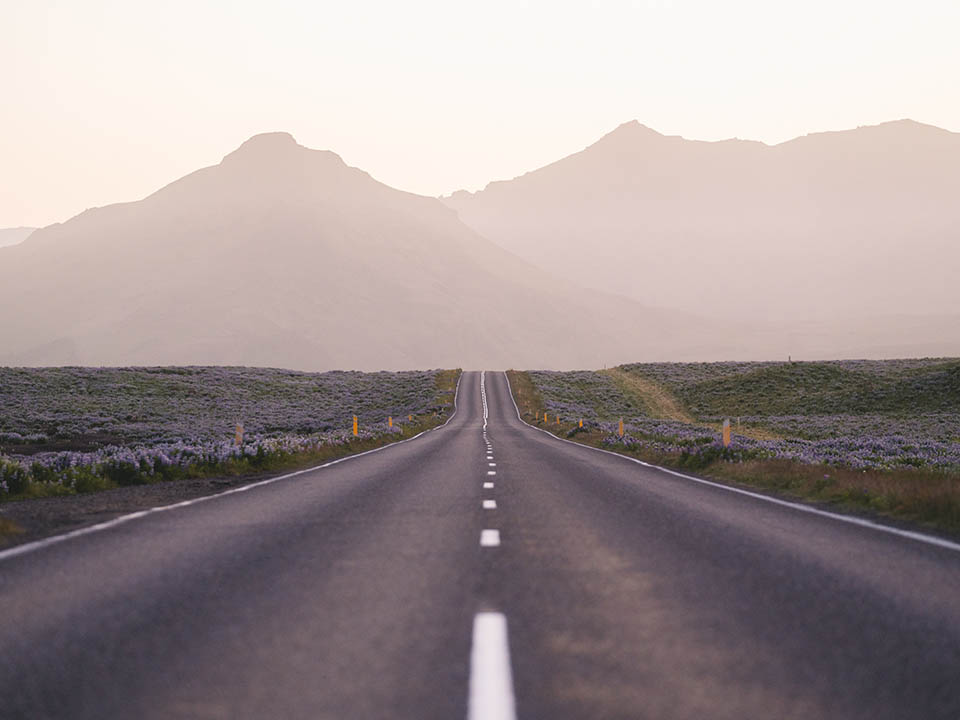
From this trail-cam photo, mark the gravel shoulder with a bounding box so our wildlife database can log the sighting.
[0,469,299,550]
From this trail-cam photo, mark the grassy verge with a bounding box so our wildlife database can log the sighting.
[0,515,23,540]
[1,369,461,503]
[507,371,960,535]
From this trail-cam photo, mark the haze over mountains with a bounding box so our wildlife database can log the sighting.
[0,227,35,248]
[0,133,705,370]
[2,121,957,370]
[445,119,960,357]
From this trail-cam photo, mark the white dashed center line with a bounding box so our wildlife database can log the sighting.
[467,612,517,720]
[480,529,501,547]
[468,375,515,717]
[481,370,489,431]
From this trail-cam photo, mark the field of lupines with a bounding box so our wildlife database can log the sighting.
[518,359,960,472]
[511,361,960,531]
[0,367,457,498]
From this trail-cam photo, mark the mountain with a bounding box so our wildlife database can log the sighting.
[0,132,714,370]
[0,227,36,248]
[443,120,960,351]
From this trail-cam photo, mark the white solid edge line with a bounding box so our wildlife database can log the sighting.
[467,612,517,720]
[0,372,468,564]
[483,499,497,509]
[480,529,501,547]
[502,371,960,555]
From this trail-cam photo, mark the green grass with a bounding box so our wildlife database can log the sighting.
[621,359,960,417]
[709,460,960,532]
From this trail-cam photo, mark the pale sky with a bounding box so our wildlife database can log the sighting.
[2,0,959,228]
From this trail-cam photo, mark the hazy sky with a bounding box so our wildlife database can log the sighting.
[2,0,959,228]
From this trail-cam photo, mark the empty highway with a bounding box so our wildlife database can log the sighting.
[1,371,959,719]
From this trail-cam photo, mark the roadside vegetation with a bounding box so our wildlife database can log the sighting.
[0,367,459,502]
[0,514,23,541]
[508,360,960,534]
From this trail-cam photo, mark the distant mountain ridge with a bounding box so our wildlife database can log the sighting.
[0,133,710,370]
[0,227,36,248]
[443,119,960,337]
[3,123,957,370]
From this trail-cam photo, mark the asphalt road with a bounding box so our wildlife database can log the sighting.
[2,371,959,719]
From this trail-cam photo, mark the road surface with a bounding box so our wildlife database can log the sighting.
[1,371,959,719]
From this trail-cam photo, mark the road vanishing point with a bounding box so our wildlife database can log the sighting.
[2,371,959,719]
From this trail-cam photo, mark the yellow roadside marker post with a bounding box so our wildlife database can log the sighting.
[408,414,413,422]
[544,412,548,423]
[234,422,244,447]
[556,415,560,425]
[618,418,624,438]
[579,419,583,429]
[353,416,358,437]
[389,416,393,428]
[722,419,731,447]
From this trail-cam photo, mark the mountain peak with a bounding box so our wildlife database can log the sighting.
[239,131,298,149]
[871,118,957,137]
[586,121,665,153]
[221,132,305,164]
[603,120,662,140]
[779,118,958,151]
